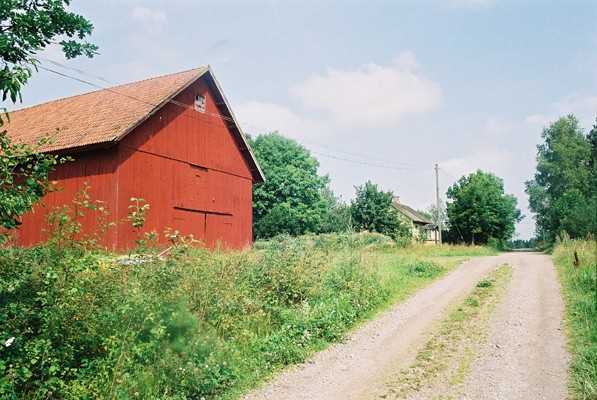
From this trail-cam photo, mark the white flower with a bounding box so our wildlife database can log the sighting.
[4,337,15,347]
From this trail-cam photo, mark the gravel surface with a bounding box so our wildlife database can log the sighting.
[460,253,569,400]
[243,256,505,400]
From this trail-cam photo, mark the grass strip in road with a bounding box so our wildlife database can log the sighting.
[379,264,512,400]
[553,239,597,399]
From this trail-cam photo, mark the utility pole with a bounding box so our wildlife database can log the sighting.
[435,163,442,245]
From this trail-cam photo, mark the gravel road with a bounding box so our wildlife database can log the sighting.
[460,253,569,399]
[242,253,570,400]
[243,256,504,400]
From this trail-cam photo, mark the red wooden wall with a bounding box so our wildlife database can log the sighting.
[15,148,119,248]
[14,77,254,250]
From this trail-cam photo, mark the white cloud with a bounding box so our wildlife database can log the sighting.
[524,114,552,127]
[481,117,515,136]
[554,94,597,117]
[449,0,495,8]
[131,6,167,26]
[442,149,513,181]
[441,148,535,239]
[524,94,597,129]
[290,51,442,128]
[234,101,326,141]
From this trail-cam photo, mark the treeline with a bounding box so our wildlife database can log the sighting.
[508,238,537,249]
[248,133,413,243]
[249,133,523,247]
[526,115,597,244]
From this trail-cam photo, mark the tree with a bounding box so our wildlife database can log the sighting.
[446,170,521,245]
[0,1,97,230]
[350,181,409,240]
[0,0,98,105]
[425,201,448,231]
[525,115,596,241]
[0,134,71,229]
[318,188,353,233]
[249,132,335,239]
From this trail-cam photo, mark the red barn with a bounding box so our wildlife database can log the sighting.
[5,67,264,250]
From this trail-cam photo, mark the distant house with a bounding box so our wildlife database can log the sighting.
[392,197,439,243]
[5,67,264,250]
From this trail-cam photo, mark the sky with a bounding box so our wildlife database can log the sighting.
[11,0,597,239]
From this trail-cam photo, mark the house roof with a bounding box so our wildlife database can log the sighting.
[4,66,265,182]
[392,200,433,225]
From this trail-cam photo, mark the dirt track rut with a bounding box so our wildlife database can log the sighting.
[243,253,569,400]
[460,253,569,399]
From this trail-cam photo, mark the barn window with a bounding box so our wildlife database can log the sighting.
[194,94,206,113]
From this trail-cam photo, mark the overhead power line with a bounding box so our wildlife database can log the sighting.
[310,150,416,171]
[35,58,423,173]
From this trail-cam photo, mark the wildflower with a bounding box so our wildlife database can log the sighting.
[4,337,15,347]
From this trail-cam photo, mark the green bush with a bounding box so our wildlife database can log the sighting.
[0,231,476,399]
[487,237,510,252]
[553,239,597,399]
[407,260,443,278]
[350,181,411,242]
[403,243,498,257]
[254,231,395,252]
[0,233,394,399]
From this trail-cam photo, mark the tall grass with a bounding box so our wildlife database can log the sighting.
[0,233,490,399]
[404,243,499,257]
[553,239,597,399]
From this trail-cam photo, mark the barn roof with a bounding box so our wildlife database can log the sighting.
[4,66,265,182]
[392,200,433,225]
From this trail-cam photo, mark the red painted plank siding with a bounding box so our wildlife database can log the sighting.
[15,148,119,249]
[13,76,254,250]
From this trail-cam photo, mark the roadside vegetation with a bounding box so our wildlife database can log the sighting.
[0,231,494,399]
[445,171,522,247]
[526,116,596,245]
[553,238,597,399]
[525,116,596,397]
[381,265,512,399]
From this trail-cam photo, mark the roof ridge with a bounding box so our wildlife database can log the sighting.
[2,65,265,183]
[393,201,433,223]
[6,66,208,115]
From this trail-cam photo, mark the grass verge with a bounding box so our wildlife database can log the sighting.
[553,239,597,399]
[380,264,512,400]
[0,232,492,399]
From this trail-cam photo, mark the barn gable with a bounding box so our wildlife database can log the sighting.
[115,76,255,248]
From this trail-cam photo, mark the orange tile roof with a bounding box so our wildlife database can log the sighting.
[5,67,208,152]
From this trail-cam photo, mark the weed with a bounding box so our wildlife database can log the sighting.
[554,239,597,399]
[0,230,493,399]
[408,260,444,278]
[382,265,512,399]
[476,279,493,288]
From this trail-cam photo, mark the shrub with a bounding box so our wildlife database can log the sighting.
[350,181,411,242]
[407,260,443,278]
[254,231,395,252]
[0,233,393,399]
[1,229,479,399]
[553,238,597,399]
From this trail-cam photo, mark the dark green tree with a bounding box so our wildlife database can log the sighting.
[446,170,522,245]
[525,115,596,241]
[249,133,336,239]
[0,0,97,230]
[350,181,409,240]
[318,188,353,233]
[0,0,98,104]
